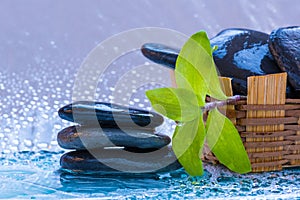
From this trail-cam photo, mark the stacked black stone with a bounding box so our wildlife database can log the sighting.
[141,26,300,98]
[57,101,182,173]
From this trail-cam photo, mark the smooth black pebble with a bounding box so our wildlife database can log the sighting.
[141,43,179,69]
[211,28,281,77]
[60,147,182,173]
[269,26,300,91]
[57,125,171,150]
[58,101,164,128]
[210,28,285,95]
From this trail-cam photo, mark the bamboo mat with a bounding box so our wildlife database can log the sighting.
[246,73,287,171]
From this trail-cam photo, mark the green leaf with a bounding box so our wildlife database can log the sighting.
[190,31,213,56]
[175,31,227,100]
[172,115,206,176]
[206,108,252,174]
[174,63,208,105]
[146,88,201,122]
[145,30,250,176]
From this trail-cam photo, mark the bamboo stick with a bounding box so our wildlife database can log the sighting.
[219,77,236,124]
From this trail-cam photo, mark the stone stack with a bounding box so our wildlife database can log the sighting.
[57,101,182,173]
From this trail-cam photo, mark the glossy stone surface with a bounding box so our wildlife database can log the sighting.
[60,147,182,173]
[58,101,164,128]
[141,28,281,78]
[269,26,300,91]
[141,28,299,97]
[57,125,171,150]
[211,28,281,77]
[141,43,180,69]
[210,29,277,95]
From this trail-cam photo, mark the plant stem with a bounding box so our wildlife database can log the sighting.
[201,95,247,112]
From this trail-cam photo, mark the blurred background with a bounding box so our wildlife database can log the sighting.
[1,0,299,152]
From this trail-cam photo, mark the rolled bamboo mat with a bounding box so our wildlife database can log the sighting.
[245,73,287,172]
[204,73,300,172]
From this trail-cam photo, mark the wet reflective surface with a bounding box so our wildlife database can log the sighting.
[1,0,300,199]
[1,151,300,199]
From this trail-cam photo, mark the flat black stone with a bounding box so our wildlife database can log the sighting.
[141,43,179,69]
[57,125,171,150]
[60,147,182,173]
[269,26,300,91]
[58,101,164,128]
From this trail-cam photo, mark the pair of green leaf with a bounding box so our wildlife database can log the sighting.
[146,88,205,175]
[146,31,251,176]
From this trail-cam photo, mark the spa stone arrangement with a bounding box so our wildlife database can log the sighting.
[142,26,300,98]
[57,101,182,173]
[57,26,300,173]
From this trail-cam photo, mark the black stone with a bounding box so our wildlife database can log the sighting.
[58,101,164,128]
[269,26,300,91]
[210,28,281,95]
[57,125,171,150]
[60,147,182,173]
[141,28,298,97]
[141,28,282,79]
[211,28,281,78]
[141,43,179,69]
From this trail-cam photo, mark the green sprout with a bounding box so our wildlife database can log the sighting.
[146,31,251,176]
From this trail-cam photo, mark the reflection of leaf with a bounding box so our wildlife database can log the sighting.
[206,108,251,174]
[175,31,227,100]
[146,88,200,122]
[172,116,205,176]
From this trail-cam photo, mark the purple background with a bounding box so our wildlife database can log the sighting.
[0,0,299,151]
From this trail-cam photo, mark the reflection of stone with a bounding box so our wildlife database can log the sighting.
[58,101,164,128]
[57,125,171,150]
[269,26,300,91]
[58,171,162,192]
[60,147,182,173]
